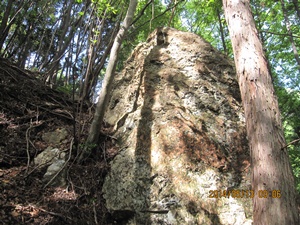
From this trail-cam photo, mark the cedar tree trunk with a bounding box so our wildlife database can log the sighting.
[222,0,299,224]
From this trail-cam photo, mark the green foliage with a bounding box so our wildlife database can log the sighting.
[78,142,98,158]
[252,0,300,89]
[56,84,74,95]
[79,142,97,150]
[92,0,119,15]
[290,147,300,192]
[277,87,300,192]
[176,0,232,55]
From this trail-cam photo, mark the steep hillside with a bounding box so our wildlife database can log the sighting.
[0,58,116,224]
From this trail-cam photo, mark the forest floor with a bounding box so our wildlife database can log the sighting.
[0,58,118,225]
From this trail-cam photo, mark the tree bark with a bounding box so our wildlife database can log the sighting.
[216,8,227,55]
[222,0,299,224]
[79,0,138,161]
[0,0,13,50]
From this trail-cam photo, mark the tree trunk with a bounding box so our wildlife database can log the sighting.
[0,0,13,50]
[43,0,89,84]
[222,0,299,224]
[79,0,138,162]
[216,8,227,55]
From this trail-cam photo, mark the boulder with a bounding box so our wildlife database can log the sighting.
[34,128,68,187]
[102,27,252,225]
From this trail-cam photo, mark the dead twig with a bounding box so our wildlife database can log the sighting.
[282,138,300,150]
[25,120,44,174]
[100,142,106,163]
[93,201,98,225]
[39,207,74,222]
[25,122,33,173]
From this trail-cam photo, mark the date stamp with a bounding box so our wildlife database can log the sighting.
[208,190,281,198]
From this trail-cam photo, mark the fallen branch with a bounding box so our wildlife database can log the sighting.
[25,120,43,174]
[39,207,74,222]
[93,201,98,225]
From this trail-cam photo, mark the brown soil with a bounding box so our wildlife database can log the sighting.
[0,58,118,225]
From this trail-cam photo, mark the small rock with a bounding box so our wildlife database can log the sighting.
[42,128,68,145]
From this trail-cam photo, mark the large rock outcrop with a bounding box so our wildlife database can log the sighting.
[102,27,252,225]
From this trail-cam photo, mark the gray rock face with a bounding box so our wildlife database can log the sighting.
[34,128,68,187]
[103,28,252,225]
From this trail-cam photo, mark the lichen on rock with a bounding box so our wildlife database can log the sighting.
[102,27,252,225]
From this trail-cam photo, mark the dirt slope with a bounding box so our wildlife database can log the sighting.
[0,58,115,225]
